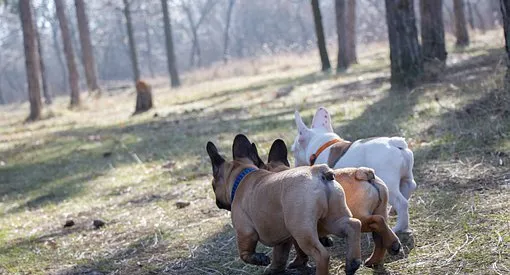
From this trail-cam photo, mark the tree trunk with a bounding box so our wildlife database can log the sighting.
[143,21,155,78]
[75,0,100,94]
[466,0,475,30]
[346,0,357,64]
[55,0,80,108]
[19,0,42,121]
[472,3,486,33]
[133,80,153,115]
[223,0,236,64]
[335,0,349,72]
[50,17,68,94]
[123,0,141,84]
[501,0,510,89]
[311,0,331,72]
[420,0,447,74]
[35,22,52,105]
[385,0,423,91]
[161,0,181,87]
[453,0,470,47]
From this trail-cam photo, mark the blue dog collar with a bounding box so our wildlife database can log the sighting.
[231,167,257,202]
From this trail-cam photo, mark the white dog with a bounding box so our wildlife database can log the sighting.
[292,107,416,233]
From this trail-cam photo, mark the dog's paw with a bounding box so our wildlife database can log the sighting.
[252,253,271,266]
[288,256,309,269]
[345,258,362,275]
[389,240,402,255]
[319,236,334,247]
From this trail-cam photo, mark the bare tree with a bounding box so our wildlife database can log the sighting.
[19,0,42,120]
[181,0,217,68]
[471,2,486,33]
[311,0,331,71]
[335,0,349,72]
[453,0,470,46]
[501,0,510,88]
[223,0,236,63]
[122,0,140,84]
[420,0,447,77]
[161,0,180,87]
[75,0,101,94]
[55,0,80,107]
[346,0,357,64]
[385,0,423,90]
[35,21,52,104]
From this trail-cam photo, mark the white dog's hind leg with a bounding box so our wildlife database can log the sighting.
[400,178,417,200]
[389,190,410,233]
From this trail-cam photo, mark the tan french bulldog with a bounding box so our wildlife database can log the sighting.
[206,134,362,275]
[256,139,402,267]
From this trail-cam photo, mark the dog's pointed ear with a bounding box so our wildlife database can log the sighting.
[295,110,312,144]
[232,134,253,161]
[206,141,225,176]
[268,139,290,167]
[250,143,265,168]
[311,107,334,132]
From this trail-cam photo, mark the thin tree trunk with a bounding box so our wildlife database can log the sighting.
[335,0,349,72]
[55,0,80,107]
[385,0,423,91]
[311,0,331,72]
[501,0,510,90]
[35,22,52,104]
[123,0,141,84]
[19,0,42,121]
[466,0,475,29]
[472,3,486,33]
[223,0,236,64]
[420,0,447,79]
[453,0,470,47]
[50,19,68,94]
[75,0,100,94]
[420,0,447,62]
[346,0,357,64]
[143,21,155,78]
[161,0,181,87]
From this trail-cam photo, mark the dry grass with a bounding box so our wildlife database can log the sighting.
[1,29,509,275]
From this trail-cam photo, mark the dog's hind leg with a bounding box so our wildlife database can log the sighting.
[389,190,410,233]
[291,231,330,275]
[324,217,362,275]
[263,239,292,274]
[236,228,271,266]
[359,215,401,266]
[400,178,417,200]
[288,239,309,269]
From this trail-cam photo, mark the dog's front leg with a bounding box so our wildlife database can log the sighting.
[236,228,271,266]
[263,239,292,274]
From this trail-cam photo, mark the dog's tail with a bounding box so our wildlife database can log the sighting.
[311,164,335,183]
[311,164,336,200]
[388,137,408,150]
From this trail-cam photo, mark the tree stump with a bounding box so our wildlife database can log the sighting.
[133,80,153,115]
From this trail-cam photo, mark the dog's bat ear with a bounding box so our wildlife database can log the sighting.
[268,139,290,167]
[206,142,225,176]
[295,110,312,145]
[232,134,253,160]
[311,107,334,132]
[250,143,266,168]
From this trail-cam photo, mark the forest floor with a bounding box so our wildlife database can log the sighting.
[1,30,510,275]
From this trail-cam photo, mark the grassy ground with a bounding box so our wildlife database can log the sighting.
[1,30,509,275]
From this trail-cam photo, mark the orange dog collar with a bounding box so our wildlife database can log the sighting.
[309,139,342,165]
